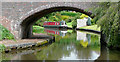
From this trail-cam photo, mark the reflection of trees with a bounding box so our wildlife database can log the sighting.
[36,32,101,60]
[36,33,77,60]
[89,34,100,49]
[36,43,74,60]
[20,54,37,60]
[77,31,100,49]
[96,44,120,61]
[75,45,94,59]
[1,31,120,61]
[75,33,100,60]
[74,42,100,60]
[80,40,88,48]
[0,31,101,60]
[55,32,77,43]
[86,34,91,44]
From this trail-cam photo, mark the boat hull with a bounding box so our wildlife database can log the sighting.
[43,25,67,28]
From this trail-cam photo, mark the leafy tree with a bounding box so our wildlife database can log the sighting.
[91,2,120,48]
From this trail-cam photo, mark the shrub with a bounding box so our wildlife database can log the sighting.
[0,24,14,40]
[61,15,69,20]
[72,20,77,29]
[0,44,6,52]
[80,14,88,19]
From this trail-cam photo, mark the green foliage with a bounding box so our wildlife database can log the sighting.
[92,2,120,48]
[72,20,77,29]
[61,15,69,20]
[90,34,100,46]
[71,15,81,29]
[34,10,95,30]
[79,25,100,31]
[0,44,6,52]
[0,24,15,40]
[61,11,79,16]
[34,11,82,26]
[80,14,88,19]
[87,17,91,26]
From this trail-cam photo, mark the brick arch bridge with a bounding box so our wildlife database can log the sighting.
[0,2,98,39]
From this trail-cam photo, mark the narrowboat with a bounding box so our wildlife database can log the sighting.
[43,20,67,28]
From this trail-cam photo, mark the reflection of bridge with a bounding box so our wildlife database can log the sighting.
[44,28,67,37]
[0,1,98,39]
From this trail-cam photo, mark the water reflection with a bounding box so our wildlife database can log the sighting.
[44,28,68,37]
[77,31,91,48]
[0,28,120,61]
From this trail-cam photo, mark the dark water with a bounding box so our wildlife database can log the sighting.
[0,28,120,61]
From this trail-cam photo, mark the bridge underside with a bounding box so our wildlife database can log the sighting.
[21,7,93,39]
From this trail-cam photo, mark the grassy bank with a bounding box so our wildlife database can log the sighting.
[33,25,100,33]
[79,25,100,31]
[66,22,100,31]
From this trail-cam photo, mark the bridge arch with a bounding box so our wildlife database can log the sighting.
[20,3,94,39]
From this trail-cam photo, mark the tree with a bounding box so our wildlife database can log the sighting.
[92,2,120,49]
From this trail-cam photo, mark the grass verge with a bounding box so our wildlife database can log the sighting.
[79,25,100,31]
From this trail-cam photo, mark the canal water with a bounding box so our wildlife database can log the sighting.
[0,28,120,61]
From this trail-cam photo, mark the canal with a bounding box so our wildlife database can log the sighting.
[0,28,120,61]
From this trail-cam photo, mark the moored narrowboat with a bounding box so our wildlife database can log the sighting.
[43,20,67,28]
